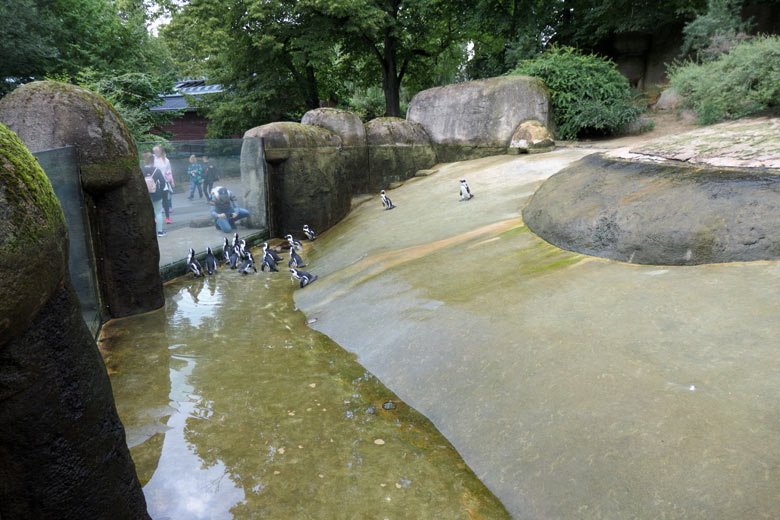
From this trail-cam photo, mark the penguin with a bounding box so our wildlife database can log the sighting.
[239,250,257,274]
[303,224,317,241]
[290,268,318,288]
[238,239,248,260]
[186,248,203,277]
[205,247,217,275]
[229,244,240,269]
[459,179,473,201]
[221,237,231,265]
[380,190,395,210]
[262,242,284,263]
[261,244,279,272]
[232,232,239,251]
[288,248,306,268]
[285,234,303,252]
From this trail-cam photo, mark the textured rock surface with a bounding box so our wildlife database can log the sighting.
[365,117,437,189]
[509,120,555,153]
[407,76,552,161]
[0,81,163,318]
[243,122,350,236]
[0,124,67,343]
[0,127,149,519]
[302,108,370,193]
[523,153,780,265]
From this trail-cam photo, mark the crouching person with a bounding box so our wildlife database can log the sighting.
[210,186,250,232]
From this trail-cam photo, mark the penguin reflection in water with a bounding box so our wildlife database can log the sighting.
[303,224,317,241]
[261,242,279,272]
[186,248,204,277]
[205,247,218,275]
[380,190,395,210]
[459,179,473,201]
[290,268,317,288]
[239,250,257,274]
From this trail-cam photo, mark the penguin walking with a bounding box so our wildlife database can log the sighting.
[290,268,318,288]
[229,244,240,269]
[238,239,248,260]
[285,234,303,252]
[459,179,473,201]
[261,249,279,272]
[221,237,231,265]
[186,248,203,277]
[239,250,257,274]
[263,242,284,264]
[380,190,395,210]
[205,247,218,275]
[303,224,317,241]
[288,248,306,268]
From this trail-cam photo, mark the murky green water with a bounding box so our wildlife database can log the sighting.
[101,267,508,519]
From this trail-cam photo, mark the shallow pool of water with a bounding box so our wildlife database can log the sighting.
[101,269,508,518]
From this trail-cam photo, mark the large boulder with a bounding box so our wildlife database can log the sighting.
[523,153,780,265]
[0,81,164,318]
[243,122,350,236]
[407,75,552,162]
[365,117,437,190]
[302,108,370,193]
[508,120,555,154]
[0,124,149,519]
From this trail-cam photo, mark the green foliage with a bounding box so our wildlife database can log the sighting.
[669,35,780,124]
[681,0,753,59]
[511,46,644,140]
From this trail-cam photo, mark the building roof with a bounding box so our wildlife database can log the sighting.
[151,79,223,112]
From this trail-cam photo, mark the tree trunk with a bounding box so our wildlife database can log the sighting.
[381,30,402,117]
[305,63,319,109]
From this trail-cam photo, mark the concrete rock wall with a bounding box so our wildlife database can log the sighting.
[0,81,164,318]
[0,123,149,519]
[365,117,437,189]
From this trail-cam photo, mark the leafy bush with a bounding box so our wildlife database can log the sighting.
[511,46,643,140]
[681,0,753,60]
[668,35,780,124]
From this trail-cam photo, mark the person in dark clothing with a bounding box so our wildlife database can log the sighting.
[202,155,218,201]
[142,152,167,237]
[209,186,250,232]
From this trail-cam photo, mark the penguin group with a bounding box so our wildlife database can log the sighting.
[184,224,319,290]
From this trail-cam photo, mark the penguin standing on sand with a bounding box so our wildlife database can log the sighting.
[290,268,318,288]
[221,237,231,265]
[288,248,306,268]
[286,234,303,252]
[303,224,317,241]
[380,190,395,210]
[261,242,279,272]
[239,250,257,274]
[205,247,218,275]
[186,248,203,277]
[459,179,473,201]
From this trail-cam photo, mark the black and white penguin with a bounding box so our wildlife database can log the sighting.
[459,179,473,201]
[288,248,306,268]
[261,245,279,272]
[285,234,303,252]
[303,224,317,241]
[221,237,231,265]
[238,239,248,260]
[290,268,318,288]
[205,247,218,275]
[232,232,239,251]
[239,250,257,274]
[380,190,395,210]
[186,248,203,277]
[262,242,284,263]
[229,244,240,269]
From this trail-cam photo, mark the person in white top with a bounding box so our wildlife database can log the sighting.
[153,145,174,223]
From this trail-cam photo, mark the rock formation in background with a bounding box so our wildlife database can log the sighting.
[0,123,149,519]
[364,117,438,189]
[407,75,553,162]
[0,81,164,318]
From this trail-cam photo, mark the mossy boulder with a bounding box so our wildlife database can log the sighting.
[407,76,552,161]
[243,122,350,236]
[0,124,67,344]
[523,154,780,265]
[302,108,370,193]
[365,117,437,190]
[0,81,163,318]
[509,120,555,154]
